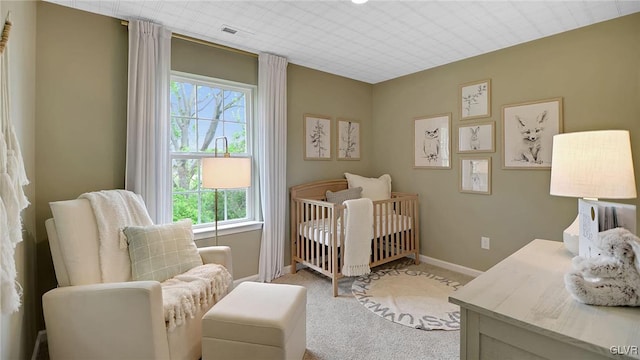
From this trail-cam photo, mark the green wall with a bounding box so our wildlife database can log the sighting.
[285,64,373,264]
[371,12,640,271]
[0,1,37,358]
[29,3,640,354]
[33,3,373,295]
[35,2,129,334]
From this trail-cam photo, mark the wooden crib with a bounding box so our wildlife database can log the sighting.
[290,179,420,296]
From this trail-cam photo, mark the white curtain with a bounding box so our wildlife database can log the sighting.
[125,20,171,224]
[257,53,288,282]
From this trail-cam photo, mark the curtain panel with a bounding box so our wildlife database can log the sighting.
[125,20,172,224]
[257,53,288,282]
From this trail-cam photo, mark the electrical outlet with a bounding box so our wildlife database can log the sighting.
[481,236,490,250]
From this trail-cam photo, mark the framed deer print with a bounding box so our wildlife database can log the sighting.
[460,157,492,194]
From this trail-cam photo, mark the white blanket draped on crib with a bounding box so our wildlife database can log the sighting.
[342,198,373,277]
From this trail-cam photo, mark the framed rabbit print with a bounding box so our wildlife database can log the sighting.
[414,113,451,169]
[457,121,495,153]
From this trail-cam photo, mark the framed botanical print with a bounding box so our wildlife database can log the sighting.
[414,113,451,169]
[303,114,332,160]
[460,79,491,120]
[336,118,361,160]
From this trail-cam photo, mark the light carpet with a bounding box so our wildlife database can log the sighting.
[352,268,462,331]
[272,258,474,360]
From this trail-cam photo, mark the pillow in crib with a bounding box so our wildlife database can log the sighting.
[326,186,362,204]
[344,173,392,201]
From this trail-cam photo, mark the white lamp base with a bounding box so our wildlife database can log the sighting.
[563,215,580,255]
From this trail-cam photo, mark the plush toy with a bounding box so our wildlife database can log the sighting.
[564,227,640,306]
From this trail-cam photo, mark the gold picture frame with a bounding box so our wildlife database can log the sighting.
[303,114,332,161]
[460,79,491,120]
[413,113,451,169]
[457,121,495,153]
[336,118,361,161]
[459,156,492,195]
[502,97,563,169]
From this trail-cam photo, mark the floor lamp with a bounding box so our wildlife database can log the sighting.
[202,137,252,245]
[550,130,636,254]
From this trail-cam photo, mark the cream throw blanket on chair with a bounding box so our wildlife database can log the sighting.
[162,263,232,331]
[79,190,153,282]
[342,198,373,276]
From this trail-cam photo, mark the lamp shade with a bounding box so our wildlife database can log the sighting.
[550,130,636,199]
[202,157,252,189]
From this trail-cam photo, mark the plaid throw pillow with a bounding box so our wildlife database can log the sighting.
[124,219,203,282]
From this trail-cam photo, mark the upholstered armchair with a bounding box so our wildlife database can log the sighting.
[43,196,233,360]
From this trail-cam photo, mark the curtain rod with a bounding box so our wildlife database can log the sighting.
[120,20,258,58]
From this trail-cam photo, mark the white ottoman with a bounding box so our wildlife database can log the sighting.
[202,282,307,360]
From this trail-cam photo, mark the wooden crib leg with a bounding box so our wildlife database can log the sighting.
[332,277,338,297]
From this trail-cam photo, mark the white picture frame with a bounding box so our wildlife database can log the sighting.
[457,121,495,153]
[303,114,332,160]
[414,113,451,169]
[337,118,361,160]
[502,97,563,169]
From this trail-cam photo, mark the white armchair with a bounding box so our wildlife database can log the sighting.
[43,198,233,360]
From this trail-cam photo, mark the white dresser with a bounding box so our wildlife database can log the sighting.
[449,239,640,360]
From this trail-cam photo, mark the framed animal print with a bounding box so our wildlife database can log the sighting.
[502,98,563,169]
[304,114,332,160]
[457,121,495,153]
[459,157,491,194]
[414,113,451,169]
[460,79,491,120]
[336,118,361,160]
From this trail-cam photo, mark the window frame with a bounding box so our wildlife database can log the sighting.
[169,71,259,232]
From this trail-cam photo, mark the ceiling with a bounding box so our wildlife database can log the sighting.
[45,0,640,84]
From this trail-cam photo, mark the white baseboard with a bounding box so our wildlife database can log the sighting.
[235,259,480,286]
[416,254,483,278]
[233,265,292,287]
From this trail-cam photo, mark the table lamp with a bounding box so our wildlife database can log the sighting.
[202,136,252,245]
[549,130,637,254]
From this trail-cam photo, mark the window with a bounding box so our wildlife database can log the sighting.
[170,72,256,228]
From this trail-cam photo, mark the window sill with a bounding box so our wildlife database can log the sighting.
[193,221,263,241]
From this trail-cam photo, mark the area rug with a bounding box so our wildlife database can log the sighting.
[352,267,462,331]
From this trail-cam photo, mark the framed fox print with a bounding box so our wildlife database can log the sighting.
[502,97,563,169]
[414,113,451,169]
